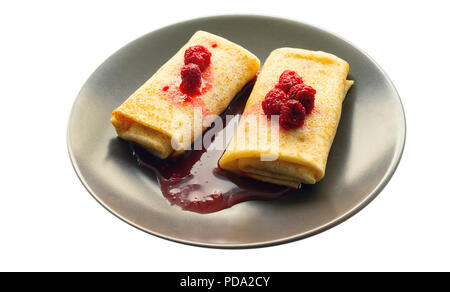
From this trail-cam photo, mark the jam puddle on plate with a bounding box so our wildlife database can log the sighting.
[130,81,296,213]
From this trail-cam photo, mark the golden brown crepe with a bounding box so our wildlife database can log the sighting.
[111,31,260,158]
[219,48,353,188]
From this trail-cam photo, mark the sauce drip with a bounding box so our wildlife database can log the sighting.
[131,81,295,213]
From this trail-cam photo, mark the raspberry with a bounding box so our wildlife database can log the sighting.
[279,99,306,129]
[262,97,285,116]
[184,45,212,71]
[262,88,288,116]
[278,70,303,93]
[180,63,202,95]
[288,83,316,114]
[262,70,315,129]
[266,87,287,100]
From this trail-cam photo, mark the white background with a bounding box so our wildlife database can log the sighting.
[1,0,449,272]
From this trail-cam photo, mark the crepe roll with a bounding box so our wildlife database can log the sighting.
[111,31,260,158]
[219,48,353,188]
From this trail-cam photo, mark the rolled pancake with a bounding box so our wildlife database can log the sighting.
[111,31,260,158]
[219,48,353,188]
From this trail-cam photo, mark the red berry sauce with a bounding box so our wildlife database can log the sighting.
[262,70,316,130]
[161,67,213,116]
[131,80,294,214]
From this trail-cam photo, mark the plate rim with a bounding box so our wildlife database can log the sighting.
[67,14,407,249]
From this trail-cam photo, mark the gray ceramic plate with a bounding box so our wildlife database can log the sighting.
[68,15,406,248]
